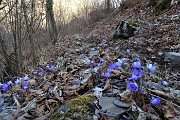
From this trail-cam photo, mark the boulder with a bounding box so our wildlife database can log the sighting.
[113,20,140,39]
[164,52,180,66]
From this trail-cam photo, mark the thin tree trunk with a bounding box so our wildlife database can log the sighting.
[46,0,58,44]
[21,0,37,66]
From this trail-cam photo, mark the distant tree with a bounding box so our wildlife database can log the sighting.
[46,0,58,44]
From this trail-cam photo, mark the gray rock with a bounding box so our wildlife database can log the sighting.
[173,90,180,98]
[113,20,140,39]
[113,99,130,108]
[145,82,165,91]
[89,50,99,57]
[0,92,4,107]
[164,52,180,66]
[95,97,128,118]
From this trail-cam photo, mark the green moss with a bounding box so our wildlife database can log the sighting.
[128,20,137,26]
[155,0,170,14]
[48,95,94,120]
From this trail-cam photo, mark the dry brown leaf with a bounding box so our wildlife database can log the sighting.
[25,92,38,101]
[29,79,37,86]
[111,70,122,76]
[118,90,135,104]
[165,102,176,118]
[36,105,45,117]
[149,89,169,98]
[103,79,110,90]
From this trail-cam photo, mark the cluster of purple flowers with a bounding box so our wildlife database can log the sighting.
[1,75,30,92]
[46,65,56,71]
[87,55,161,105]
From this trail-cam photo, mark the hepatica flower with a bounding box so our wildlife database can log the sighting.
[105,70,111,78]
[46,65,50,70]
[128,82,138,92]
[126,49,130,53]
[46,65,56,71]
[15,78,22,84]
[23,81,29,90]
[100,58,105,63]
[128,69,142,80]
[23,76,30,81]
[115,59,123,67]
[97,70,101,74]
[39,71,44,76]
[107,62,112,66]
[132,61,141,69]
[7,81,12,86]
[151,97,160,105]
[110,63,117,70]
[39,67,44,72]
[33,71,38,75]
[162,81,168,86]
[86,61,94,67]
[147,64,156,73]
[2,83,9,92]
[50,65,56,71]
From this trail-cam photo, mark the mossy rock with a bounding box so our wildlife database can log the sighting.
[155,0,171,14]
[48,94,94,120]
[113,20,140,39]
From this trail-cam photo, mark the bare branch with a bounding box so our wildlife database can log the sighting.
[0,0,18,22]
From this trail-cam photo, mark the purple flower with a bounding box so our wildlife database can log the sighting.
[115,59,123,67]
[126,49,130,53]
[46,65,51,70]
[39,71,44,76]
[86,61,94,67]
[133,69,142,76]
[110,64,117,70]
[46,65,56,71]
[97,70,101,74]
[7,81,12,86]
[147,64,156,73]
[39,67,44,72]
[23,76,30,81]
[33,71,38,75]
[2,83,9,92]
[105,49,109,52]
[93,62,98,66]
[128,74,141,80]
[23,81,29,90]
[105,71,111,78]
[100,58,105,63]
[50,65,56,71]
[162,81,168,86]
[150,97,160,105]
[128,69,142,80]
[128,82,138,92]
[15,78,22,84]
[107,62,112,66]
[132,61,141,69]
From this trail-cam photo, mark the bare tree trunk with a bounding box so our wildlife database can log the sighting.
[21,0,37,66]
[106,0,111,13]
[46,0,58,44]
[0,33,12,76]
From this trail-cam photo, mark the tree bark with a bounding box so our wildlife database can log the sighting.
[46,0,58,44]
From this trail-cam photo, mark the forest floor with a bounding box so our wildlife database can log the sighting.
[0,1,180,120]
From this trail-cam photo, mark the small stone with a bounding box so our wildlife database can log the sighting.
[113,99,130,108]
[173,90,180,98]
[164,52,180,66]
[145,82,164,91]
